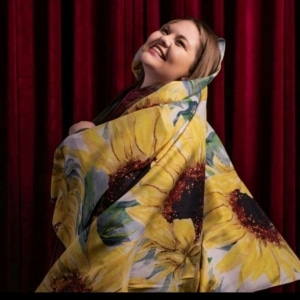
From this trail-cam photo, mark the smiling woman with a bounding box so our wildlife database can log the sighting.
[139,20,201,85]
[70,18,222,134]
[36,18,300,293]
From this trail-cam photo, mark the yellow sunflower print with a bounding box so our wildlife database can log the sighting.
[202,156,300,291]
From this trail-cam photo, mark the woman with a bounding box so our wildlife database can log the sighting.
[69,18,221,134]
[36,18,300,292]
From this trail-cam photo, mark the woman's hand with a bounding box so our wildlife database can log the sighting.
[68,121,96,135]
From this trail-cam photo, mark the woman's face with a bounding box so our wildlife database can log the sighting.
[140,20,200,87]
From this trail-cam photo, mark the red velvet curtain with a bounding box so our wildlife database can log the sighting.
[1,0,299,292]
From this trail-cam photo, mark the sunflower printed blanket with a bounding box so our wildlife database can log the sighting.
[36,46,300,293]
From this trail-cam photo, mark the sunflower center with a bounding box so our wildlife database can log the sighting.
[229,189,282,245]
[163,163,205,239]
[92,158,152,216]
[51,272,91,292]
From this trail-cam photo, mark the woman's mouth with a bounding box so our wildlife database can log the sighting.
[149,45,166,60]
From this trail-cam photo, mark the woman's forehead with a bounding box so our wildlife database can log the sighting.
[165,20,200,47]
[165,20,199,35]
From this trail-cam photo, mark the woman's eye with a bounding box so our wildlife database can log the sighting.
[161,28,168,35]
[176,40,186,48]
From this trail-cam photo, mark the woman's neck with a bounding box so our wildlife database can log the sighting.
[140,80,164,89]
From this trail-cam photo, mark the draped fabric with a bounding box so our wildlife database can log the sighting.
[35,42,300,293]
[1,0,300,293]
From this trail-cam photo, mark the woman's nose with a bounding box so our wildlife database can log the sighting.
[159,35,171,47]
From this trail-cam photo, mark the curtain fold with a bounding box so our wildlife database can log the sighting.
[1,0,299,292]
[282,0,296,246]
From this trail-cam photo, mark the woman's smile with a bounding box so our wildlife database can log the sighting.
[149,45,166,60]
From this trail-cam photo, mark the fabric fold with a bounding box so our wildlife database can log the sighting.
[36,38,300,292]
